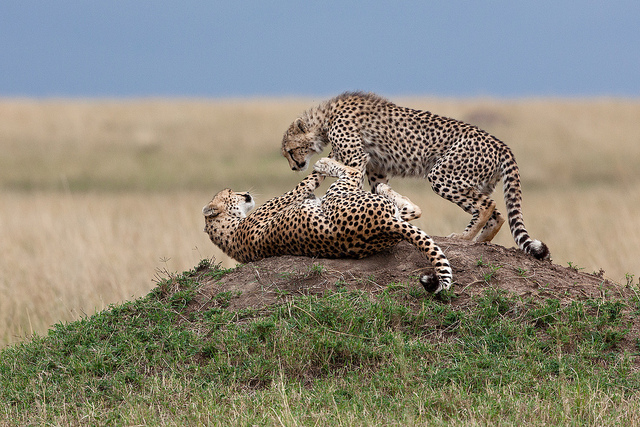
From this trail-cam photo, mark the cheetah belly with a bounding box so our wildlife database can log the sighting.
[363,143,437,179]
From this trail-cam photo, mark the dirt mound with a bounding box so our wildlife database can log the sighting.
[194,237,627,309]
[187,238,638,353]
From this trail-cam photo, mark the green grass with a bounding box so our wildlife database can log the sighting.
[1,261,639,425]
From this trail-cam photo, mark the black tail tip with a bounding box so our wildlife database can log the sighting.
[420,273,440,293]
[527,240,551,261]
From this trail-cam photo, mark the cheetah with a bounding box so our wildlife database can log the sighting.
[203,156,453,293]
[282,91,550,260]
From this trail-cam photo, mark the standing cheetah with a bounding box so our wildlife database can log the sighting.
[282,92,550,260]
[203,156,453,293]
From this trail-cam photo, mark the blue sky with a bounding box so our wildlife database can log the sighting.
[1,1,638,98]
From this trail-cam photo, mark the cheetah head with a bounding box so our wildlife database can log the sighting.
[203,189,255,230]
[281,117,324,171]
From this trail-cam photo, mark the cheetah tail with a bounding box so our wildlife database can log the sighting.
[500,150,550,261]
[397,221,453,293]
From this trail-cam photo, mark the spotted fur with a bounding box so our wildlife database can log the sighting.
[282,92,550,260]
[203,157,453,293]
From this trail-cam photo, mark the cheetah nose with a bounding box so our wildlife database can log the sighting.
[243,194,252,203]
[294,160,306,170]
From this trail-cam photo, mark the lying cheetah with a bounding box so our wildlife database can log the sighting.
[282,92,550,260]
[203,157,453,293]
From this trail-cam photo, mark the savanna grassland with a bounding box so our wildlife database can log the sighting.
[1,97,640,425]
[1,96,639,350]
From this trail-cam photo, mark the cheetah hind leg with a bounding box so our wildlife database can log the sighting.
[474,209,505,242]
[447,192,497,241]
[373,183,422,221]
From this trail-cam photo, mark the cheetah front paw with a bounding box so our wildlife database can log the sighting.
[313,157,353,178]
[313,158,338,177]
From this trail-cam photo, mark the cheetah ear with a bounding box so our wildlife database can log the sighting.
[202,204,220,218]
[295,118,307,133]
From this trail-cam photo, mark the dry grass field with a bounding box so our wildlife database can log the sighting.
[1,97,639,347]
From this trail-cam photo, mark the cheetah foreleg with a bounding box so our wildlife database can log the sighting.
[282,171,325,205]
[299,170,325,192]
[373,183,422,221]
[367,171,389,188]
